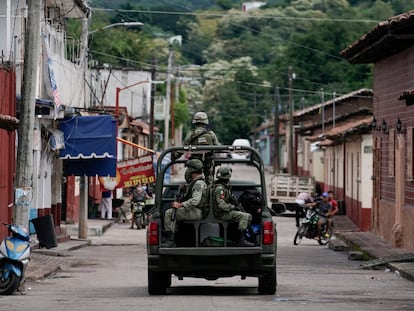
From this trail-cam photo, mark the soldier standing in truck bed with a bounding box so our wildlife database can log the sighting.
[184,112,220,183]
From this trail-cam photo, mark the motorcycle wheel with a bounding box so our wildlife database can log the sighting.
[293,225,306,245]
[135,213,145,230]
[318,227,333,245]
[0,271,21,295]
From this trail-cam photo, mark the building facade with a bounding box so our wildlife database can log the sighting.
[342,10,414,250]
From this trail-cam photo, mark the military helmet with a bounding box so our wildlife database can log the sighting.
[192,111,209,125]
[216,166,232,180]
[185,159,203,173]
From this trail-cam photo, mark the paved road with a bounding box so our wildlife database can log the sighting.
[1,219,414,310]
[1,166,414,310]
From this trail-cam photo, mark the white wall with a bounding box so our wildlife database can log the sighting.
[345,141,360,203]
[312,149,325,183]
[360,134,373,209]
[0,0,25,64]
[89,69,152,119]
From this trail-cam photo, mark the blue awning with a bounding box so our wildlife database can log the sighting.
[63,158,117,176]
[59,115,117,176]
[59,115,116,159]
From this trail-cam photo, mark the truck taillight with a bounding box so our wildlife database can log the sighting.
[148,222,159,245]
[263,221,274,245]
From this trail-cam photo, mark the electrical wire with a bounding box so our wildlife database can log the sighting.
[90,7,380,23]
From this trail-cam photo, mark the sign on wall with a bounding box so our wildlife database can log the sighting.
[99,154,155,190]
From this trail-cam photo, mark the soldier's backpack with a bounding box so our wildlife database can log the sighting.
[238,189,262,223]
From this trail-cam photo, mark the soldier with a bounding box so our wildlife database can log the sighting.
[184,111,219,146]
[163,159,208,247]
[214,167,255,247]
[184,111,219,183]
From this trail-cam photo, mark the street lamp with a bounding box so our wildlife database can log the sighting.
[88,22,143,36]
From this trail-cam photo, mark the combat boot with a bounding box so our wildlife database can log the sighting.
[237,235,255,247]
[162,231,176,248]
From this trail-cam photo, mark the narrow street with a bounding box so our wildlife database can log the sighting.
[1,167,413,310]
[0,216,413,310]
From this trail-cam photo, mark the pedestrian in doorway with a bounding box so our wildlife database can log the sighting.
[100,190,113,220]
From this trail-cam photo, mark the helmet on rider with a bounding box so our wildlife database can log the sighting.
[185,159,203,174]
[192,112,209,125]
[216,166,232,180]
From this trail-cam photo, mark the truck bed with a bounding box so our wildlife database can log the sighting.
[269,174,315,203]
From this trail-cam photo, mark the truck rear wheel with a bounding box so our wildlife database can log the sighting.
[148,269,170,295]
[258,266,276,295]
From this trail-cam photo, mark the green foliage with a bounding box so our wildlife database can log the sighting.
[174,87,191,128]
[81,0,412,142]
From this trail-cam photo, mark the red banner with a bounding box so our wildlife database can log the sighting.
[99,154,155,190]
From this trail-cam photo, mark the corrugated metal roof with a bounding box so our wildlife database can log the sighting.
[292,88,372,118]
[307,116,372,143]
[130,120,151,135]
[341,10,414,63]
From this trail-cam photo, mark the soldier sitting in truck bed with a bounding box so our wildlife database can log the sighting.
[162,159,208,247]
[214,166,255,247]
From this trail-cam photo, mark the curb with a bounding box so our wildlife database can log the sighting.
[387,262,414,282]
[334,231,414,283]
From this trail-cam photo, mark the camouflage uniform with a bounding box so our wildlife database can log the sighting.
[164,176,207,233]
[184,126,220,146]
[214,183,252,231]
[183,112,220,184]
[213,167,254,247]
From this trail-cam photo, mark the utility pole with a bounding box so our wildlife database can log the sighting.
[164,45,173,150]
[149,59,156,150]
[79,16,89,240]
[170,79,175,146]
[15,0,41,227]
[321,88,325,133]
[288,66,294,175]
[333,91,336,128]
[273,86,281,173]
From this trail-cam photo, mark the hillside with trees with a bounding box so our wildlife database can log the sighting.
[79,0,413,144]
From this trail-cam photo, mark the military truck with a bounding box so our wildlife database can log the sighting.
[146,145,277,295]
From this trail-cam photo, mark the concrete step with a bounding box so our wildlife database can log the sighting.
[63,221,114,237]
[329,238,348,251]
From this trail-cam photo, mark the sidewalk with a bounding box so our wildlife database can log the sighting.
[26,219,114,281]
[333,215,414,282]
[26,216,414,283]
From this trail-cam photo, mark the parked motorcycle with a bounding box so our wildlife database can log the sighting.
[0,223,31,294]
[131,201,146,230]
[293,206,333,246]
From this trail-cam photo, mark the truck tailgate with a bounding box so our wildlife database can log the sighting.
[159,246,263,256]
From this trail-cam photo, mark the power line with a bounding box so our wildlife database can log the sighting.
[90,7,380,23]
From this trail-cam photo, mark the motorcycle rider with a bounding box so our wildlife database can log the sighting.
[163,159,208,247]
[315,192,333,240]
[295,191,316,227]
[213,166,255,247]
[129,186,150,229]
[327,190,339,217]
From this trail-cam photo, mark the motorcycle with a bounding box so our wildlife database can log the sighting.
[0,223,31,294]
[293,206,333,246]
[131,201,146,230]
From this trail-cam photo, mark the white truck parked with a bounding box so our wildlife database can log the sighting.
[269,174,315,214]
